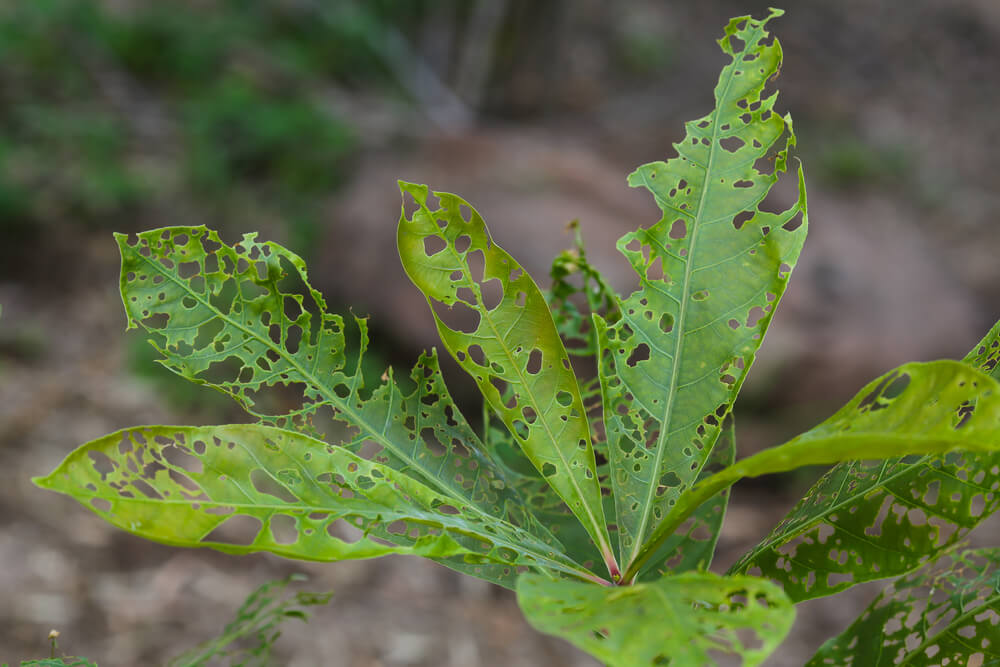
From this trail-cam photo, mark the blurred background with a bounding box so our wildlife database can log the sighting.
[1,0,998,664]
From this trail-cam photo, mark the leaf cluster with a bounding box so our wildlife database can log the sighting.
[33,9,1000,665]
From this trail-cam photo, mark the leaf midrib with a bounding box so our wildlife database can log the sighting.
[627,28,755,567]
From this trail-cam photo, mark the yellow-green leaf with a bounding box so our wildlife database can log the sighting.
[397,182,617,578]
[517,571,794,667]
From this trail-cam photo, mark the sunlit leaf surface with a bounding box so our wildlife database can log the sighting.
[34,424,596,582]
[728,323,1000,601]
[397,182,616,575]
[518,571,794,667]
[637,361,1000,582]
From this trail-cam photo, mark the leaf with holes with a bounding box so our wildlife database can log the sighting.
[167,574,331,667]
[546,220,622,358]
[517,570,794,667]
[726,325,1000,601]
[633,413,735,582]
[397,181,618,578]
[33,425,600,583]
[110,225,563,587]
[595,7,807,573]
[805,548,1000,666]
[629,360,1000,583]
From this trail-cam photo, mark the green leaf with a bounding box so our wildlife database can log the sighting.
[34,424,601,584]
[806,548,1000,666]
[596,7,808,570]
[167,574,331,667]
[517,571,794,667]
[635,413,735,581]
[728,322,1000,601]
[631,359,1000,584]
[113,226,551,586]
[18,660,96,667]
[546,220,621,357]
[397,182,617,577]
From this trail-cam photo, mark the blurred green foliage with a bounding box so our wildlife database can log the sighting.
[0,0,467,266]
[815,133,912,191]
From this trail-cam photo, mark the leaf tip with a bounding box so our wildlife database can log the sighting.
[397,180,429,205]
[31,474,55,491]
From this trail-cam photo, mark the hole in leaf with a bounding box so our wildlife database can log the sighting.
[421,428,446,456]
[468,344,486,366]
[542,463,557,477]
[526,349,543,374]
[88,450,116,479]
[481,278,503,310]
[423,236,447,256]
[556,391,573,407]
[270,514,298,545]
[626,343,650,367]
[162,445,203,474]
[455,235,472,253]
[719,136,745,153]
[659,313,674,334]
[432,299,480,334]
[251,469,299,503]
[456,286,476,305]
[883,373,911,399]
[745,306,766,327]
[202,514,262,546]
[522,406,537,424]
[143,313,169,329]
[178,261,199,279]
[467,250,486,283]
[732,211,754,230]
[783,212,804,232]
[669,219,687,240]
[734,179,754,189]
[646,256,666,282]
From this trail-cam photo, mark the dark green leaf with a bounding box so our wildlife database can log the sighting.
[728,321,1000,601]
[806,548,1000,666]
[635,413,735,581]
[546,220,621,357]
